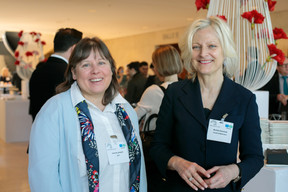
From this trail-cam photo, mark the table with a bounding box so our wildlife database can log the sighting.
[0,95,32,142]
[243,165,288,192]
[0,83,13,94]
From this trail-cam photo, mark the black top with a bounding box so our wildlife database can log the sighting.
[260,71,281,114]
[204,108,211,119]
[125,72,147,104]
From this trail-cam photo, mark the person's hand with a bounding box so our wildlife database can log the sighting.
[204,164,239,189]
[168,156,210,191]
[277,94,288,106]
[285,95,288,103]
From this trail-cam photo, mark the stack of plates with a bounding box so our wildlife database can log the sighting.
[269,121,288,144]
[260,118,270,144]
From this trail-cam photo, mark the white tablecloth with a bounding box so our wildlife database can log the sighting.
[0,95,32,142]
[243,165,288,192]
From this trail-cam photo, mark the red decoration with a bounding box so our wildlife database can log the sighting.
[18,41,25,46]
[265,0,277,12]
[241,10,265,30]
[216,15,227,22]
[14,51,19,58]
[29,32,37,36]
[41,58,48,63]
[273,27,288,40]
[18,31,23,38]
[25,51,33,57]
[267,44,285,65]
[14,30,45,67]
[195,0,210,11]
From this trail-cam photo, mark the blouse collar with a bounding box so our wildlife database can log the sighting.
[164,74,178,83]
[70,82,127,112]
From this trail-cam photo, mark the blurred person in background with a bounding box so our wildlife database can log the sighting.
[135,46,183,132]
[260,56,288,115]
[135,45,183,192]
[0,67,12,94]
[116,66,128,96]
[0,67,11,83]
[125,61,147,106]
[29,28,82,120]
[139,61,149,78]
[144,63,162,89]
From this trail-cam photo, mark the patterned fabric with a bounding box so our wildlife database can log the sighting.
[75,101,141,192]
[115,104,141,192]
[76,101,99,192]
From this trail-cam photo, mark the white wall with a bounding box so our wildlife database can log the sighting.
[104,26,186,69]
[101,12,288,71]
[41,33,54,56]
[37,11,287,71]
[270,11,288,55]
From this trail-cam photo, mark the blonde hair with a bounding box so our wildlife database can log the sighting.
[179,16,238,80]
[152,45,183,77]
[1,67,10,77]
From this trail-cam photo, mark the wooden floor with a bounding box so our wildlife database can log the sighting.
[0,141,30,192]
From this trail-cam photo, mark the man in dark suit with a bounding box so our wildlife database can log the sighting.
[125,61,147,106]
[29,28,82,120]
[260,56,288,115]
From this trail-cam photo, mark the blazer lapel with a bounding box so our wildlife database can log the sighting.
[177,77,241,128]
[178,79,207,128]
[209,76,240,120]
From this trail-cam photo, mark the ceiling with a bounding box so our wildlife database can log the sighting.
[0,0,287,40]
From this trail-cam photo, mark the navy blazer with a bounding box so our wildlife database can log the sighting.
[150,76,264,192]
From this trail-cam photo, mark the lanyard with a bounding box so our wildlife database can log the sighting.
[100,115,118,144]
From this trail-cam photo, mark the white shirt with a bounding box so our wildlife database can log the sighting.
[51,54,68,64]
[135,74,178,131]
[71,82,129,192]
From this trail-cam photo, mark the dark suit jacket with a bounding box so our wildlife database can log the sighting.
[29,56,67,120]
[150,76,264,192]
[260,71,281,114]
[125,72,147,104]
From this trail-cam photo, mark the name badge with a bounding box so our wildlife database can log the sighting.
[106,141,129,165]
[207,119,234,143]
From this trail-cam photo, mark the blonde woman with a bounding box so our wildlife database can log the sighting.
[150,17,264,192]
[135,45,183,131]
